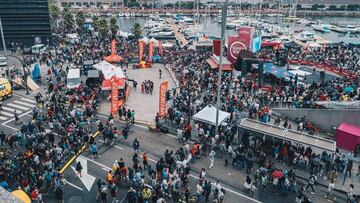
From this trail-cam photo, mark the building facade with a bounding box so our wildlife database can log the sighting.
[0,0,51,48]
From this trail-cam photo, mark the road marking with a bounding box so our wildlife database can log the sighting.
[70,156,96,191]
[64,178,84,191]
[13,100,35,108]
[98,140,124,150]
[2,110,32,125]
[2,106,23,114]
[7,103,29,110]
[84,146,261,202]
[20,97,37,104]
[1,123,18,131]
[0,111,13,117]
[0,116,6,120]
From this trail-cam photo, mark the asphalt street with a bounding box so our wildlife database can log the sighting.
[1,94,348,203]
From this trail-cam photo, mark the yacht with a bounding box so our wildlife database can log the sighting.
[296,19,311,26]
[295,31,315,42]
[284,16,300,22]
[311,24,331,33]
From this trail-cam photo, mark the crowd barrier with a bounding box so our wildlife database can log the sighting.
[288,59,357,80]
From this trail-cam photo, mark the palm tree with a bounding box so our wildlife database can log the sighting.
[109,17,119,39]
[75,11,86,32]
[49,4,60,29]
[62,7,74,32]
[98,17,109,39]
[131,23,142,39]
[92,15,100,32]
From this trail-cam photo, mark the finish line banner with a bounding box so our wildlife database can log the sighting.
[159,81,168,117]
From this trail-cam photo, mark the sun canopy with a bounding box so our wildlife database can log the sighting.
[93,61,126,80]
[264,63,294,79]
[193,106,230,126]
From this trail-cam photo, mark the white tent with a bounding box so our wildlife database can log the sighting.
[193,105,230,126]
[93,61,126,80]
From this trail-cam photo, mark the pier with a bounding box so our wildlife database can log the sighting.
[166,18,189,48]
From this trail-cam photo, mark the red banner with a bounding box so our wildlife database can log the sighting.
[213,39,221,56]
[111,40,116,54]
[138,41,144,62]
[110,76,121,117]
[238,26,254,49]
[227,35,248,63]
[149,41,154,64]
[159,41,164,56]
[159,81,168,117]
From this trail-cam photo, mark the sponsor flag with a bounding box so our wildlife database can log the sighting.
[159,41,164,56]
[213,39,221,56]
[159,81,169,117]
[138,41,144,61]
[110,76,121,117]
[111,40,116,54]
[227,35,248,63]
[149,41,154,64]
[252,36,262,53]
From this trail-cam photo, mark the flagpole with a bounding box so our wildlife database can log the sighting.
[215,0,228,137]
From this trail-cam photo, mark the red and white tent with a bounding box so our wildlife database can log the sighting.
[93,61,126,90]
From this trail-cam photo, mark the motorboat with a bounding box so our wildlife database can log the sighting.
[311,24,331,33]
[124,13,130,18]
[117,13,125,17]
[295,31,315,42]
[296,19,311,25]
[284,16,300,22]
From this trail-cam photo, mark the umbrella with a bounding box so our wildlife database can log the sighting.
[271,170,284,179]
[344,86,354,93]
[11,190,31,203]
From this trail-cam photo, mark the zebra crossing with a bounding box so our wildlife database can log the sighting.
[0,97,36,122]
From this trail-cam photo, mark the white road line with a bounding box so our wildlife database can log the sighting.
[85,146,260,202]
[20,97,37,104]
[2,106,23,113]
[2,110,32,125]
[13,100,35,108]
[0,116,7,121]
[1,123,19,131]
[7,103,29,111]
[64,178,84,191]
[0,111,13,117]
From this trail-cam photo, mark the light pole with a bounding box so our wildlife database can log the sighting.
[0,17,11,79]
[214,0,228,137]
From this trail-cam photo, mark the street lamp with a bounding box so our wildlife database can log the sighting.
[8,55,29,95]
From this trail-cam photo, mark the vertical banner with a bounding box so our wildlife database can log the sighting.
[148,41,154,64]
[238,26,254,51]
[213,39,221,56]
[159,41,164,56]
[111,40,116,54]
[227,35,247,64]
[110,76,120,118]
[138,41,144,62]
[252,36,262,53]
[159,81,168,117]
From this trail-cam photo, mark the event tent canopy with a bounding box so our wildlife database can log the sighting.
[93,61,126,80]
[193,106,230,126]
[336,123,360,151]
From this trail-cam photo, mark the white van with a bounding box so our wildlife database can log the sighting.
[31,44,47,54]
[67,68,81,89]
[0,55,7,67]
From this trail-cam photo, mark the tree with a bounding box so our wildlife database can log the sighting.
[311,4,325,10]
[328,5,337,11]
[75,11,86,32]
[92,15,99,31]
[62,7,74,32]
[98,17,109,38]
[109,17,119,39]
[347,4,360,11]
[49,4,60,28]
[131,23,142,39]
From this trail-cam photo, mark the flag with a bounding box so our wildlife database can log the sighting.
[111,40,116,54]
[159,41,164,56]
[252,36,262,53]
[148,41,154,64]
[213,39,221,56]
[159,81,168,117]
[138,41,144,62]
[110,76,121,118]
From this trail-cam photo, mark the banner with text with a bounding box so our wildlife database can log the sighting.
[159,81,169,117]
[110,76,121,117]
[138,41,144,62]
[149,41,154,64]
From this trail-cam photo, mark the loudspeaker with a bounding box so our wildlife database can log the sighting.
[233,50,255,71]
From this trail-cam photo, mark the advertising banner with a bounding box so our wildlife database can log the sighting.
[110,76,121,117]
[213,39,221,56]
[227,35,248,63]
[111,40,116,54]
[138,41,144,62]
[159,41,164,56]
[159,81,169,117]
[149,41,154,64]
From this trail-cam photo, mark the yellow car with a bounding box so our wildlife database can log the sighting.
[0,78,12,100]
